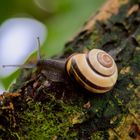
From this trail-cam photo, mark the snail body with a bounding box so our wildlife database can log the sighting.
[65,49,118,93]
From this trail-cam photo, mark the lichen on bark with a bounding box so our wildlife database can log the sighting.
[0,0,140,139]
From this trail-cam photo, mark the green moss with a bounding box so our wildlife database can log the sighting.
[91,131,109,140]
[17,95,85,139]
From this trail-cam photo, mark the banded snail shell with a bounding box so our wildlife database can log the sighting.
[65,49,118,93]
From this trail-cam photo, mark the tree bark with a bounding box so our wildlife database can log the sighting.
[0,0,140,139]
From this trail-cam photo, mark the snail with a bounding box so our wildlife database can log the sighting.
[2,39,118,94]
[35,48,118,93]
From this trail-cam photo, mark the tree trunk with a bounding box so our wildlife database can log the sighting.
[0,0,140,139]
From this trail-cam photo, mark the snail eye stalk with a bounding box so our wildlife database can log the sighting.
[2,64,36,69]
[37,37,41,61]
[2,37,41,69]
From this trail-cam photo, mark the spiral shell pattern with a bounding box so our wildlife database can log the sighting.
[65,49,118,93]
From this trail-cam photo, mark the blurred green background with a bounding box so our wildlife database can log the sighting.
[0,0,105,92]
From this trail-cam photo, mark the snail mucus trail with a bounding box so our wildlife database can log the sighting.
[2,38,118,94]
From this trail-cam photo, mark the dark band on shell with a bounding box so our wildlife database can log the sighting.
[70,58,112,91]
[86,53,111,77]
